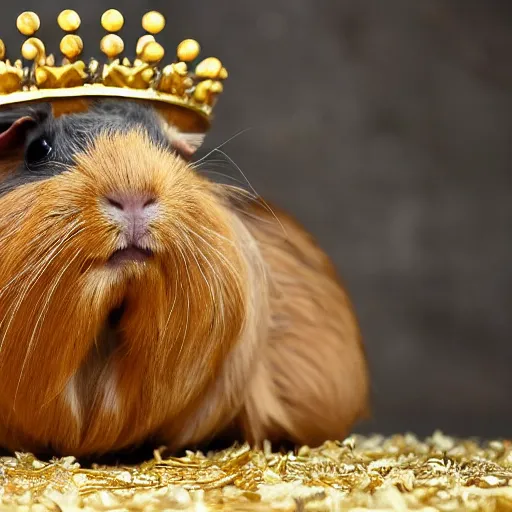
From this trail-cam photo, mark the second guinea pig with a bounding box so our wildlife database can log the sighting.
[0,99,370,457]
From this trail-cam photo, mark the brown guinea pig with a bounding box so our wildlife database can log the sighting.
[0,100,370,457]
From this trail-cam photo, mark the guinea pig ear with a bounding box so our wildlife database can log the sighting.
[162,122,206,160]
[0,104,52,152]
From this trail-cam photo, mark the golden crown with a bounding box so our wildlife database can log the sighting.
[0,9,228,132]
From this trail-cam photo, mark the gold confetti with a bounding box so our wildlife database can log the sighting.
[0,432,511,510]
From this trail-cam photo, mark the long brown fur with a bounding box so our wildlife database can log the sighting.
[230,195,370,446]
[0,121,369,456]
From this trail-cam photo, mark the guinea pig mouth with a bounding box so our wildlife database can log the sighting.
[107,245,154,266]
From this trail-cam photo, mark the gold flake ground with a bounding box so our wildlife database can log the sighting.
[0,432,511,511]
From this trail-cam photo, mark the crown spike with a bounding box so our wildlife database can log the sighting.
[177,39,200,62]
[139,42,164,64]
[100,34,124,59]
[101,10,124,33]
[58,10,83,64]
[60,35,83,61]
[210,81,223,94]
[142,11,165,35]
[195,57,223,79]
[21,38,45,63]
[0,41,5,61]
[16,12,40,36]
[57,10,81,32]
[193,80,212,103]
[136,35,155,57]
[137,12,165,68]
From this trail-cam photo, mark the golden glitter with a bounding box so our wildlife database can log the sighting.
[0,432,511,510]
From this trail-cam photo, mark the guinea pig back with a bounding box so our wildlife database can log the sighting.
[0,100,369,456]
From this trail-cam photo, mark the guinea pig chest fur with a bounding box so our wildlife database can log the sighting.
[0,100,370,457]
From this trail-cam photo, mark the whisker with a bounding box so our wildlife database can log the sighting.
[182,227,245,303]
[185,239,216,305]
[220,185,287,230]
[0,224,79,305]
[228,202,283,229]
[175,246,191,363]
[184,236,226,338]
[191,127,252,168]
[0,220,83,298]
[0,224,85,356]
[16,249,84,411]
[161,273,179,347]
[0,226,83,431]
[213,148,287,239]
[199,225,237,247]
[197,169,249,188]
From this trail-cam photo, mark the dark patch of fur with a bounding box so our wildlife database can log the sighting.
[0,99,252,198]
[0,100,172,196]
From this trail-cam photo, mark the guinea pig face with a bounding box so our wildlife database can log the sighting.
[0,100,248,431]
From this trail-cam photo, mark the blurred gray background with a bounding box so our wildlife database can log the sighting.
[2,1,511,439]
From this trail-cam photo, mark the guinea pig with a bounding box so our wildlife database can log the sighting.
[0,99,370,457]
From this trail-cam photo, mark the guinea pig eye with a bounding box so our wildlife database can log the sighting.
[25,137,52,167]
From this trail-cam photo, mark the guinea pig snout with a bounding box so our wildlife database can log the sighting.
[103,191,158,246]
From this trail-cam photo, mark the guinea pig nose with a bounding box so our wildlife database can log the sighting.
[105,192,157,213]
